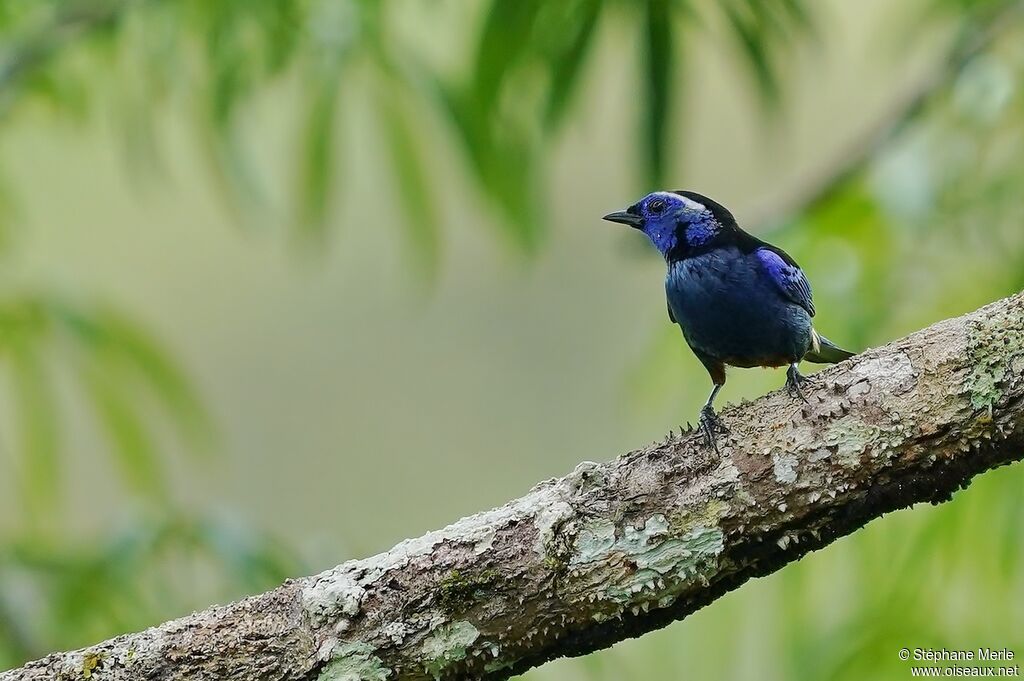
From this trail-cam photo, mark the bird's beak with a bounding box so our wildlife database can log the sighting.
[602,210,643,228]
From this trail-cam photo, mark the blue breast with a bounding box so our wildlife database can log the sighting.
[665,246,813,366]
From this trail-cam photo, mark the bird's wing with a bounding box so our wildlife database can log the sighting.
[754,246,816,317]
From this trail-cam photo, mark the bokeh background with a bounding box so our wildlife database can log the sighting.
[1,0,1023,679]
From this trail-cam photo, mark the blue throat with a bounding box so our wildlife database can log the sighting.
[646,223,678,256]
[646,213,718,259]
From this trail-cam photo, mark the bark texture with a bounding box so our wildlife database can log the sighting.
[4,292,1024,681]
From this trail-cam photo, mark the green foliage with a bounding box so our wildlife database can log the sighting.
[1,1,1024,680]
[720,0,813,109]
[642,0,674,186]
[0,514,297,669]
[378,82,442,278]
[0,294,213,528]
[616,10,1024,681]
[0,292,236,672]
[0,0,817,260]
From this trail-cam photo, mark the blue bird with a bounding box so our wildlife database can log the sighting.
[603,190,854,449]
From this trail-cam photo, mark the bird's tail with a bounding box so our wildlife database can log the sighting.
[804,329,855,364]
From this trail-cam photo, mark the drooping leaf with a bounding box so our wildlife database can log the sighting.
[379,85,442,279]
[721,1,781,109]
[88,308,216,455]
[293,0,359,242]
[471,0,543,112]
[296,69,344,242]
[78,361,167,503]
[8,341,62,524]
[642,0,674,186]
[432,79,542,251]
[48,300,214,456]
[542,0,604,129]
[0,295,216,507]
[775,0,812,27]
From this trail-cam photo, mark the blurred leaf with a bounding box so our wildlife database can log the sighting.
[471,0,543,112]
[293,0,360,242]
[642,0,674,186]
[0,0,825,255]
[721,1,782,108]
[79,362,166,501]
[777,0,816,32]
[432,80,542,251]
[379,85,442,279]
[87,308,215,454]
[296,69,343,242]
[193,516,296,590]
[781,182,896,348]
[997,470,1024,577]
[0,513,297,665]
[627,321,691,415]
[542,0,603,128]
[0,593,35,668]
[0,172,18,255]
[8,341,61,526]
[0,293,214,520]
[1,5,1024,678]
[200,124,272,229]
[49,300,214,455]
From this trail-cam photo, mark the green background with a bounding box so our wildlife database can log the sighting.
[0,1,1022,679]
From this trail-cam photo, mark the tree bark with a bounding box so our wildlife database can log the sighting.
[4,292,1023,681]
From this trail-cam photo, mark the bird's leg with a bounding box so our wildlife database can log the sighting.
[785,363,810,402]
[698,383,727,452]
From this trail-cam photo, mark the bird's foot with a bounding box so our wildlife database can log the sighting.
[698,405,728,453]
[785,365,811,403]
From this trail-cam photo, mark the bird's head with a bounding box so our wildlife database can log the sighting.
[602,190,736,259]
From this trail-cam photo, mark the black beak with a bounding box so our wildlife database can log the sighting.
[602,210,643,228]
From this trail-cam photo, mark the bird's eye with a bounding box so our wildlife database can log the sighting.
[648,199,666,214]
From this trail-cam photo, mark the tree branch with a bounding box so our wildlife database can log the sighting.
[3,291,1023,681]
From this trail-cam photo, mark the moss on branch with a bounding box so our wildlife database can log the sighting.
[3,292,1023,681]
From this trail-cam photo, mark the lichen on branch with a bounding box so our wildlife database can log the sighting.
[3,292,1023,681]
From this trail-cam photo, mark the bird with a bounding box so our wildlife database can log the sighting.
[603,190,854,450]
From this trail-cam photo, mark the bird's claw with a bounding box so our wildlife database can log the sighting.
[698,406,728,452]
[785,366,811,403]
